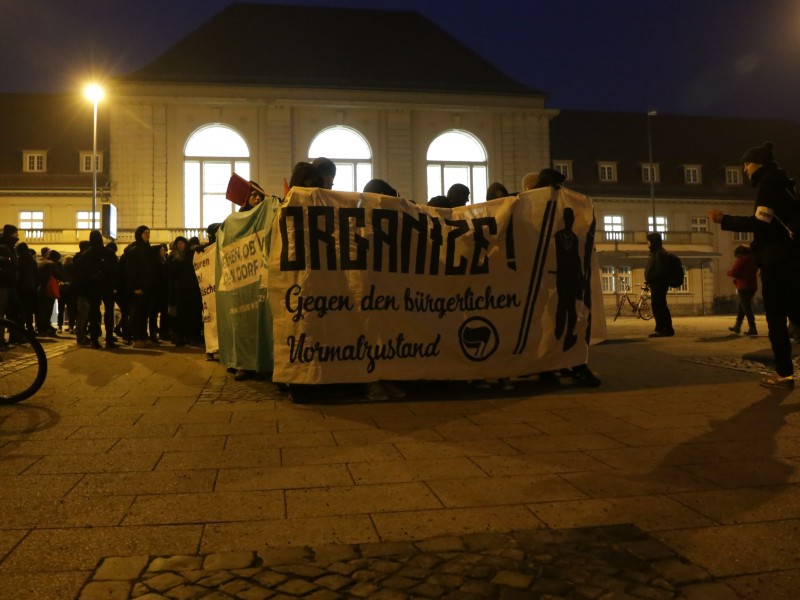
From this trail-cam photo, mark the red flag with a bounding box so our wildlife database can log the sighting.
[225,173,250,206]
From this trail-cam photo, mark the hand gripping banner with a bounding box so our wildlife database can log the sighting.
[266,187,605,384]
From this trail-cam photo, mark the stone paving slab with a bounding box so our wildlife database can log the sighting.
[77,526,740,599]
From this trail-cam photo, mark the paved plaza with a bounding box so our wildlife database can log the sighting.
[0,316,798,599]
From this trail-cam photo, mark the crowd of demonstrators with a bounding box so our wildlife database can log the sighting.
[709,141,800,390]
[727,246,758,336]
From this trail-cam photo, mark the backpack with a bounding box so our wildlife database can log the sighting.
[667,252,684,288]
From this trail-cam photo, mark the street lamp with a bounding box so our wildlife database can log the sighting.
[646,110,658,232]
[84,83,104,230]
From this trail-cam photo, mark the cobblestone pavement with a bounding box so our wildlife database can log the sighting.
[79,526,737,599]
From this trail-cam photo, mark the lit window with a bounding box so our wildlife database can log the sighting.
[691,217,708,232]
[642,164,660,183]
[725,167,742,185]
[603,215,624,241]
[20,211,44,230]
[183,124,248,229]
[426,130,487,204]
[553,161,572,181]
[77,211,101,229]
[309,126,372,193]
[648,216,668,240]
[684,165,701,184]
[733,231,753,242]
[23,151,46,173]
[598,162,617,182]
[601,266,631,293]
[80,152,103,173]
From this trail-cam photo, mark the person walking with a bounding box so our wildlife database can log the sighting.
[727,245,758,336]
[709,141,800,389]
[644,232,675,338]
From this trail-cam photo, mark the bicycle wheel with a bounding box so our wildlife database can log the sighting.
[613,297,625,321]
[637,296,654,320]
[0,319,48,404]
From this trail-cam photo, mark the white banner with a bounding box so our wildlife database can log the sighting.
[267,187,604,384]
[193,244,219,354]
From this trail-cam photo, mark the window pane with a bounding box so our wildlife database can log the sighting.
[309,126,371,159]
[203,195,234,229]
[184,161,201,229]
[471,166,487,204]
[331,163,354,192]
[234,161,251,181]
[427,131,486,161]
[443,165,470,198]
[185,125,249,158]
[427,165,442,200]
[356,163,372,193]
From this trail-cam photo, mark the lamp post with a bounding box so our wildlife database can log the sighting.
[646,110,657,232]
[84,84,104,230]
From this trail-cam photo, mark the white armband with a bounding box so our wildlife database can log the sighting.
[755,206,774,223]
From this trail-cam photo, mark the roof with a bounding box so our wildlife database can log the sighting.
[550,110,800,200]
[0,93,109,188]
[123,3,542,97]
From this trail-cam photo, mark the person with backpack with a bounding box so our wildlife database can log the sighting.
[644,232,675,338]
[709,141,800,390]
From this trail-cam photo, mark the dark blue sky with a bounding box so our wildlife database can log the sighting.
[2,0,798,120]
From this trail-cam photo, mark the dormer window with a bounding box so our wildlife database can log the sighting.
[642,163,660,183]
[80,151,103,173]
[725,166,742,185]
[23,151,46,173]
[684,165,701,184]
[598,161,617,182]
[553,160,572,181]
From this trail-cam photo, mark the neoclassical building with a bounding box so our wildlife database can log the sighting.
[2,3,799,316]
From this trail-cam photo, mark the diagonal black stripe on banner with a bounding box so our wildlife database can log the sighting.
[514,199,557,355]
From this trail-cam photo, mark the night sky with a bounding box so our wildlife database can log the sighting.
[2,0,799,120]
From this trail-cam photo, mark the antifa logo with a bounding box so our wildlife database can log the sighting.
[458,317,499,362]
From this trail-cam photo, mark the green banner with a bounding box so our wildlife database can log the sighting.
[215,198,280,373]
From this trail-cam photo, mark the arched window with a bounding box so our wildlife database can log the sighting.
[184,124,250,229]
[309,126,372,192]
[426,130,488,204]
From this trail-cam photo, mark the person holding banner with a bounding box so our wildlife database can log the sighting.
[312,157,337,190]
[239,181,266,212]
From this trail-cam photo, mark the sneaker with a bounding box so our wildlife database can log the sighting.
[649,330,674,338]
[366,382,389,401]
[728,325,741,334]
[382,381,407,398]
[744,329,758,336]
[571,364,601,387]
[760,375,795,390]
[105,340,118,349]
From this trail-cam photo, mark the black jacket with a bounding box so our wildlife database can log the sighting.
[721,162,798,267]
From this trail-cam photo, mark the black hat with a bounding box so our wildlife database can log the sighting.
[741,141,775,165]
[2,224,18,237]
[363,179,398,197]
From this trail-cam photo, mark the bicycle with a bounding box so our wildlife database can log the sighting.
[0,318,48,404]
[612,278,654,321]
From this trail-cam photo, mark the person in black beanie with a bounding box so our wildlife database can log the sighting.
[124,225,159,349]
[709,141,800,389]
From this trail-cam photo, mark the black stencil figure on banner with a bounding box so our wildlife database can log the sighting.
[581,215,597,344]
[552,207,582,352]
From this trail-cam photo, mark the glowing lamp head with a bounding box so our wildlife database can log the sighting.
[84,84,104,103]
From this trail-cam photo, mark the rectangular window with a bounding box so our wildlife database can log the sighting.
[603,215,624,241]
[684,165,701,184]
[19,210,44,230]
[80,152,103,173]
[725,167,742,185]
[733,231,753,242]
[691,217,708,232]
[598,162,617,182]
[642,164,660,183]
[553,161,572,181]
[601,267,616,293]
[76,211,101,230]
[648,216,668,241]
[23,152,46,173]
